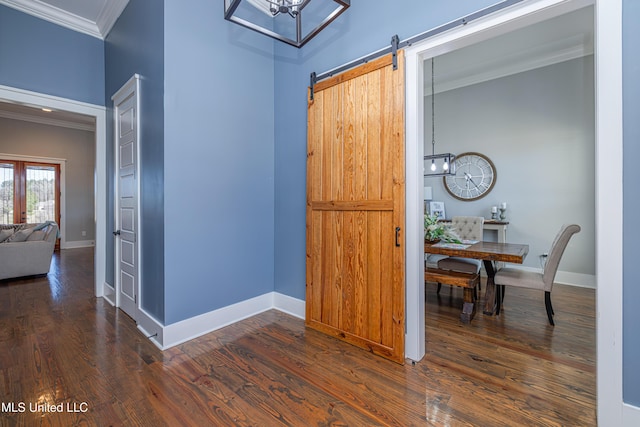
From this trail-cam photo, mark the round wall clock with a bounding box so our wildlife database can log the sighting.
[443,152,496,201]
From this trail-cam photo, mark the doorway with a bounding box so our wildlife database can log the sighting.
[404,0,622,423]
[0,85,108,298]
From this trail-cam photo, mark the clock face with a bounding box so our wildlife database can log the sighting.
[443,152,496,201]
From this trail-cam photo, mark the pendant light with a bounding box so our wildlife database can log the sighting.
[224,0,350,48]
[424,57,455,177]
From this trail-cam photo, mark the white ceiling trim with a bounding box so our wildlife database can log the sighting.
[427,38,594,95]
[0,0,129,39]
[0,109,95,132]
[95,0,128,38]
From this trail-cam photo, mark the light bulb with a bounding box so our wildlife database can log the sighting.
[443,161,449,171]
[431,161,436,172]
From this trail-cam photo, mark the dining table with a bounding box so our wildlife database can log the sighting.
[424,240,530,315]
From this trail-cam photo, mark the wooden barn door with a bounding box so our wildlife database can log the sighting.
[306,52,406,363]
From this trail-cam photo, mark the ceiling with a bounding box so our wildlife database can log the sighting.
[426,6,594,94]
[0,0,128,39]
[0,101,95,132]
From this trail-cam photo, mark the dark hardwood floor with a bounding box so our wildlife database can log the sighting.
[0,248,595,426]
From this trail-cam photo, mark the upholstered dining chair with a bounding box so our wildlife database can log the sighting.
[494,223,581,325]
[436,216,485,294]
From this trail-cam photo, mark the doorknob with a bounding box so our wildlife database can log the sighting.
[113,230,121,236]
[395,227,401,247]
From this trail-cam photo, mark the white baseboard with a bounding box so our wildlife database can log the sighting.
[507,265,596,289]
[137,308,164,350]
[273,292,306,319]
[624,402,640,426]
[102,282,115,306]
[161,293,275,349]
[99,291,306,350]
[62,240,95,249]
[154,292,305,350]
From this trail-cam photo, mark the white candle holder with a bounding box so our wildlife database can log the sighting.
[499,207,507,221]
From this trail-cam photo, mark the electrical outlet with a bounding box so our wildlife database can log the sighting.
[81,230,86,237]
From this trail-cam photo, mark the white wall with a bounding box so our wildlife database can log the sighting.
[424,55,595,279]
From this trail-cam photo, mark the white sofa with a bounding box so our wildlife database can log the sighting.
[0,222,58,280]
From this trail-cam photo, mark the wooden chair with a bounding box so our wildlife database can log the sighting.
[436,216,484,294]
[494,224,581,325]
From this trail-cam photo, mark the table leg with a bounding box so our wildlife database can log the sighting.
[483,260,497,315]
[461,287,476,323]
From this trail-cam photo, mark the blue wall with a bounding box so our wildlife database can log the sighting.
[162,0,275,324]
[272,0,498,300]
[623,0,640,407]
[0,4,104,105]
[105,0,165,322]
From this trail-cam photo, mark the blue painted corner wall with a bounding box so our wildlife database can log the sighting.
[105,0,165,323]
[623,0,640,408]
[162,0,275,324]
[0,4,104,105]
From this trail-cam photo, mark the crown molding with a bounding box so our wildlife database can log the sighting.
[429,41,593,96]
[95,0,128,37]
[0,109,95,132]
[0,0,129,39]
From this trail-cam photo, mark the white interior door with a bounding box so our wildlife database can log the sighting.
[113,76,140,320]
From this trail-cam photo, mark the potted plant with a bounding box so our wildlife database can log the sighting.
[424,214,461,243]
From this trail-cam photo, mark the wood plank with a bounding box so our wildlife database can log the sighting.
[389,50,406,363]
[426,268,479,288]
[313,54,395,93]
[310,200,393,210]
[306,49,406,363]
[425,241,529,264]
[0,248,596,426]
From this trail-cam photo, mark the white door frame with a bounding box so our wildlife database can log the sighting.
[404,0,625,425]
[111,74,142,319]
[0,84,107,297]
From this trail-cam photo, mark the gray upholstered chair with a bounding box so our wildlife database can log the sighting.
[494,224,581,325]
[436,216,484,294]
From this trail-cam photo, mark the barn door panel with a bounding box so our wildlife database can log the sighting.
[306,52,405,363]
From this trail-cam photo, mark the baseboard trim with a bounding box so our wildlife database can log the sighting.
[507,265,596,289]
[102,282,115,305]
[273,292,306,319]
[161,293,274,349]
[62,240,95,249]
[101,292,306,350]
[624,402,640,426]
[157,292,305,350]
[137,308,164,351]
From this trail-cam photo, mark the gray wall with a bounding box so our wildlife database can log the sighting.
[424,56,595,277]
[0,117,95,243]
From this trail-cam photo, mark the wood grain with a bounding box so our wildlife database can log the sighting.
[306,51,405,363]
[0,248,595,426]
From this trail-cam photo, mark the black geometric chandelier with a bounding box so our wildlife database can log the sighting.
[224,0,350,48]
